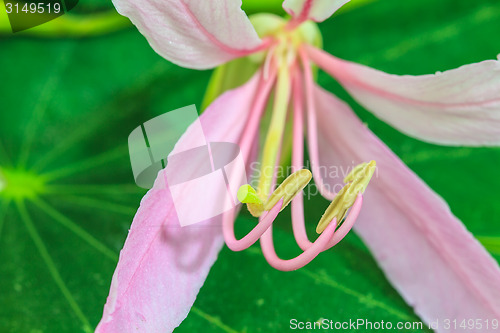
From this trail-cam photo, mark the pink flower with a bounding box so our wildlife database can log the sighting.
[96,1,500,332]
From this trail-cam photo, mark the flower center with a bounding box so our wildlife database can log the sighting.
[246,14,322,199]
[221,15,377,271]
[236,14,377,222]
[249,13,322,69]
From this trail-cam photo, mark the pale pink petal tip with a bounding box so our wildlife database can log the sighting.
[112,0,266,69]
[283,0,351,25]
[306,45,500,146]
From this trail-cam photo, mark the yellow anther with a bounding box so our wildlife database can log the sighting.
[264,169,312,211]
[316,161,376,234]
[247,203,265,218]
[343,162,368,183]
[316,183,350,234]
[238,169,312,218]
[239,161,375,234]
[345,160,376,194]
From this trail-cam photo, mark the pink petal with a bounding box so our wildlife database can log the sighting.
[96,74,261,332]
[313,84,500,330]
[283,0,350,24]
[307,46,500,146]
[112,0,266,69]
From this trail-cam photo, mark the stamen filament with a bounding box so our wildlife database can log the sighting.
[290,69,313,251]
[260,216,338,271]
[223,199,283,252]
[238,67,278,161]
[218,14,374,271]
[259,194,364,271]
[222,66,279,251]
[299,47,337,201]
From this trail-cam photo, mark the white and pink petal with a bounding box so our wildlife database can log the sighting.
[96,74,262,332]
[112,0,265,69]
[283,0,350,24]
[307,46,500,146]
[312,84,500,331]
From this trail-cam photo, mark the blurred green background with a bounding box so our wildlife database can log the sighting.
[1,0,499,332]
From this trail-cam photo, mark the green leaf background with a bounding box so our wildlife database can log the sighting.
[0,0,499,332]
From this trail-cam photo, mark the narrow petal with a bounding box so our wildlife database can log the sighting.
[112,0,266,69]
[313,84,500,329]
[96,74,262,332]
[307,46,500,146]
[283,0,350,24]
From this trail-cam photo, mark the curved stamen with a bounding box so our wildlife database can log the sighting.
[235,164,372,270]
[261,139,337,272]
[290,68,315,251]
[325,194,362,249]
[223,199,283,252]
[239,66,278,161]
[222,65,279,252]
[260,216,338,271]
[263,44,278,81]
[226,46,376,270]
[318,160,375,248]
[290,55,364,251]
[260,194,363,271]
[299,48,337,201]
[291,192,311,250]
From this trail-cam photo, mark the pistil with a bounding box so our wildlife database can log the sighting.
[256,51,292,199]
